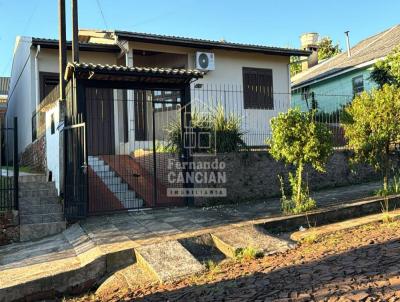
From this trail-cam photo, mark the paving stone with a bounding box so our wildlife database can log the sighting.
[211,225,293,258]
[135,240,205,283]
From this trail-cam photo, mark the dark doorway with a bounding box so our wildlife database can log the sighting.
[86,88,115,155]
[134,90,148,141]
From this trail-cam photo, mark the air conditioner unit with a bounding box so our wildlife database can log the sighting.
[195,52,215,71]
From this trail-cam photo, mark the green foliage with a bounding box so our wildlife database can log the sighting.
[317,37,341,61]
[235,247,264,262]
[342,85,400,191]
[279,173,316,214]
[204,260,221,273]
[290,56,302,77]
[268,108,333,213]
[166,104,246,153]
[370,46,400,88]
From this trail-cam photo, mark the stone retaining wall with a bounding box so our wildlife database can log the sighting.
[0,210,19,245]
[20,134,46,172]
[192,150,386,205]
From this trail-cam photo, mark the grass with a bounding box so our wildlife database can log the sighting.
[235,247,264,262]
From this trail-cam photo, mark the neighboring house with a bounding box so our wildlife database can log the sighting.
[291,25,400,113]
[0,77,9,125]
[6,29,308,218]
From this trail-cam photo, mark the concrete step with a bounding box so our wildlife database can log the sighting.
[18,174,47,183]
[122,198,143,209]
[91,165,110,173]
[135,240,205,283]
[19,196,61,207]
[20,212,64,225]
[19,203,63,215]
[97,171,115,178]
[115,190,135,201]
[210,225,295,258]
[19,221,66,242]
[19,188,58,198]
[108,183,128,193]
[20,181,56,191]
[102,176,122,185]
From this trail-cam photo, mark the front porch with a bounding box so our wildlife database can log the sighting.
[63,63,202,218]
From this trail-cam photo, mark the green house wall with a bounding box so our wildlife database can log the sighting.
[291,66,377,113]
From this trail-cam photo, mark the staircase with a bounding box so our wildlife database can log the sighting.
[88,156,144,209]
[19,175,66,242]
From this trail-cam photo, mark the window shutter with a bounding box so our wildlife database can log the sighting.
[242,68,274,109]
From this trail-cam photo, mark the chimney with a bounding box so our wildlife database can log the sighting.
[344,31,351,57]
[300,33,319,70]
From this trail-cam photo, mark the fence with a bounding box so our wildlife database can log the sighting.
[0,117,19,211]
[191,84,353,148]
[63,84,354,216]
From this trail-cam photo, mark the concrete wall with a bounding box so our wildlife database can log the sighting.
[45,103,61,193]
[292,67,377,112]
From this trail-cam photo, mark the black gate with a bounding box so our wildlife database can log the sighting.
[0,117,19,211]
[64,116,87,220]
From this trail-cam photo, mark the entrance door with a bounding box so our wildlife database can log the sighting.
[86,88,115,155]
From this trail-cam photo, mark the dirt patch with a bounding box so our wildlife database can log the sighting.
[67,219,400,302]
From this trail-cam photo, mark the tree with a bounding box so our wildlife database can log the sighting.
[370,46,400,88]
[318,37,341,61]
[290,56,302,77]
[268,108,333,213]
[342,84,400,192]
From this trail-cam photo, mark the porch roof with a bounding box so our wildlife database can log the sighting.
[65,62,204,85]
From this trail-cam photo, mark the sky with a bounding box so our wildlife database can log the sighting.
[0,0,399,76]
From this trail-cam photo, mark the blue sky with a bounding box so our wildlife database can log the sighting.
[0,0,399,76]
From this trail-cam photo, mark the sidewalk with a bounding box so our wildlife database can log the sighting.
[0,181,382,301]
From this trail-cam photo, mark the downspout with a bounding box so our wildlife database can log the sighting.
[35,45,41,106]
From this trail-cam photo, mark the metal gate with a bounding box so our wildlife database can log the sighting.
[85,88,186,214]
[0,117,19,212]
[64,117,87,220]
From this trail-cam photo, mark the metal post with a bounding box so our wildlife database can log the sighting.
[13,117,19,211]
[58,0,67,101]
[152,93,157,207]
[181,86,194,206]
[72,0,80,63]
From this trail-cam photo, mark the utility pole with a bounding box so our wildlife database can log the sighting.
[58,0,67,101]
[72,0,80,63]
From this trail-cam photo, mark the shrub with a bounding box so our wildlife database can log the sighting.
[268,108,333,214]
[165,104,246,153]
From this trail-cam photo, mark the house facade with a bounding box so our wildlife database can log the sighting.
[291,25,400,113]
[6,30,308,216]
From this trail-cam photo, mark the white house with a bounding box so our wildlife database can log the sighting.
[6,30,308,210]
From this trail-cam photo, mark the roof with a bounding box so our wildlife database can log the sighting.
[292,25,400,88]
[0,77,10,95]
[31,38,120,53]
[65,62,203,85]
[114,30,310,57]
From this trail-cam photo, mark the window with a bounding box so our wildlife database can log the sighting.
[352,75,364,96]
[39,72,59,102]
[50,114,55,135]
[243,67,273,109]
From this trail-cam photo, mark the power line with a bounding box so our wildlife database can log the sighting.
[96,0,108,30]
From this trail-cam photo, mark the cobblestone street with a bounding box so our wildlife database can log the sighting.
[92,221,400,302]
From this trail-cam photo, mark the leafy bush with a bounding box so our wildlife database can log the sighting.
[342,85,400,192]
[268,108,333,214]
[165,104,246,153]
